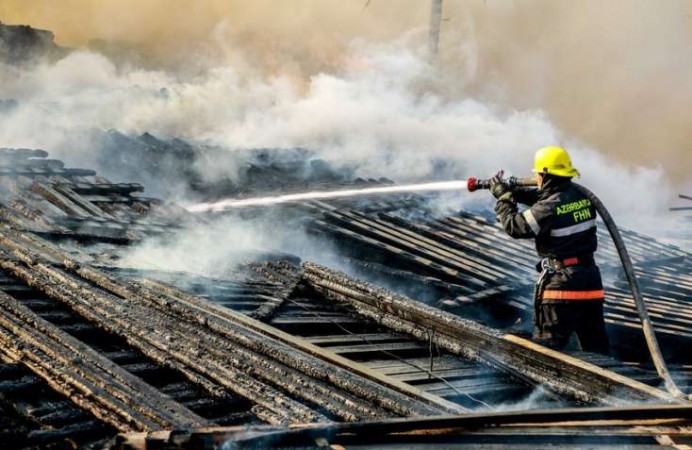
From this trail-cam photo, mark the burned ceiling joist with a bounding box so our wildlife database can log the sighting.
[300,261,680,405]
[118,403,692,450]
[0,289,209,431]
[310,200,692,353]
[0,146,689,449]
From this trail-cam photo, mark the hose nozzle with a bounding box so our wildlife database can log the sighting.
[466,177,488,192]
[467,176,537,192]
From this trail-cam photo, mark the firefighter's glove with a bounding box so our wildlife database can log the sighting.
[490,171,512,201]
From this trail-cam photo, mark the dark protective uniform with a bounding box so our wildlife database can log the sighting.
[494,175,609,354]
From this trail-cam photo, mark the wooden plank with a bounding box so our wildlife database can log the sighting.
[270,316,362,325]
[314,220,481,288]
[326,210,499,284]
[0,290,209,432]
[389,367,491,383]
[324,342,427,355]
[302,262,685,406]
[117,404,692,450]
[70,183,144,195]
[132,279,466,415]
[29,182,92,217]
[307,333,406,346]
[363,356,475,373]
[426,383,520,399]
[53,185,116,219]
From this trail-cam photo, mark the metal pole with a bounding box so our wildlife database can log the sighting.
[428,0,443,58]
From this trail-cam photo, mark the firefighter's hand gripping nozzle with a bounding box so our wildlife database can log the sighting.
[466,175,537,192]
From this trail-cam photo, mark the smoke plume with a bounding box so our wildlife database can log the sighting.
[1,0,690,271]
[3,0,690,184]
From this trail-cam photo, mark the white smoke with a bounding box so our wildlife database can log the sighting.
[117,211,341,276]
[117,215,269,277]
[0,24,686,274]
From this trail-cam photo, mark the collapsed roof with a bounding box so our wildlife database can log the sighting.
[0,146,689,449]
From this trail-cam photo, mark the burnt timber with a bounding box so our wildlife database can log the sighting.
[0,147,689,449]
[117,404,692,450]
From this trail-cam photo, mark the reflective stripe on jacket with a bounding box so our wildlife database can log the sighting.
[494,177,598,259]
[494,176,604,299]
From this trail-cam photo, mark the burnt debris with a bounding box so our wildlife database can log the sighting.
[0,147,689,449]
[63,130,358,202]
[0,22,68,65]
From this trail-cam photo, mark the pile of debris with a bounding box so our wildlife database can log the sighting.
[0,21,67,65]
[0,147,689,449]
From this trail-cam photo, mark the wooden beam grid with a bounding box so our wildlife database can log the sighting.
[312,208,691,346]
[0,227,464,427]
[301,262,686,406]
[113,404,692,450]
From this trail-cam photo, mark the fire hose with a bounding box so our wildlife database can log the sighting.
[467,176,687,399]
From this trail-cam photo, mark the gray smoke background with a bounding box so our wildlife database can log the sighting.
[1,0,690,272]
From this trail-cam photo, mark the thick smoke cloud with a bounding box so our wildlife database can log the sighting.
[0,35,673,232]
[455,0,692,186]
[3,0,690,185]
[0,0,688,272]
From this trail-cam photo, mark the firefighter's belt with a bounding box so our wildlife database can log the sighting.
[546,254,595,270]
[542,289,605,301]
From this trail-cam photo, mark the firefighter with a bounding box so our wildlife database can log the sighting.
[489,146,610,354]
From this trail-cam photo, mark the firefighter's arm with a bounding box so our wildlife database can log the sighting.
[494,198,551,239]
[512,187,540,206]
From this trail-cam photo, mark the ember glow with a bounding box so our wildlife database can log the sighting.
[186,180,468,212]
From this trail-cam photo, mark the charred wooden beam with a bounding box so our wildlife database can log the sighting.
[20,236,460,416]
[52,184,116,219]
[7,199,57,229]
[0,148,49,159]
[134,277,465,416]
[0,290,208,432]
[0,255,329,425]
[56,267,397,422]
[69,182,145,195]
[246,261,299,320]
[300,262,685,406]
[0,227,464,423]
[30,181,93,217]
[112,404,692,450]
[0,203,53,232]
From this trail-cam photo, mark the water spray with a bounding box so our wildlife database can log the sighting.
[186,180,468,212]
[186,172,685,398]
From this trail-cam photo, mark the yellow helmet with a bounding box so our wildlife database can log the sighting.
[533,146,580,178]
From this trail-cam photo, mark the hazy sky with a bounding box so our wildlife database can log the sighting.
[2,0,691,185]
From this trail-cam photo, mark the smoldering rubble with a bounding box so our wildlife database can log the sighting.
[0,16,690,450]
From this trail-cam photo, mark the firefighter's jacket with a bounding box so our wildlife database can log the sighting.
[494,176,603,295]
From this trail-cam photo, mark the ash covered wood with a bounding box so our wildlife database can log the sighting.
[113,404,692,450]
[300,261,684,405]
[0,146,689,448]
